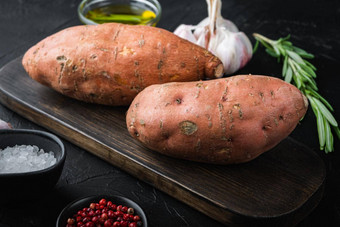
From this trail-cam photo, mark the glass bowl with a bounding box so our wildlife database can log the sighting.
[78,0,162,26]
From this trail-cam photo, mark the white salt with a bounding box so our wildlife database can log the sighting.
[0,145,56,173]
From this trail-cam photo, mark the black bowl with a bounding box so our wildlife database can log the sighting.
[56,195,148,227]
[0,129,65,203]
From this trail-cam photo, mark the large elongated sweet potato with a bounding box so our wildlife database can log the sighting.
[22,23,223,106]
[126,75,308,164]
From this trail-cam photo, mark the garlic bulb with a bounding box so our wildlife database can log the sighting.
[174,0,252,75]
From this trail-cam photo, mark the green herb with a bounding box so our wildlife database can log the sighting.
[253,33,340,153]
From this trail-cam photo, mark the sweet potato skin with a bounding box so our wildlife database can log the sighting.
[22,23,223,106]
[126,75,308,164]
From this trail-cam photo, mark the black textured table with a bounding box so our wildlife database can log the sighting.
[0,0,339,227]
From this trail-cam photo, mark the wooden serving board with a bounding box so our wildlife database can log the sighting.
[0,57,326,226]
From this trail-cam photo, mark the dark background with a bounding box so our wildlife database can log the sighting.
[0,0,339,226]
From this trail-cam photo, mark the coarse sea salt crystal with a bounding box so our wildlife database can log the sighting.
[0,145,56,173]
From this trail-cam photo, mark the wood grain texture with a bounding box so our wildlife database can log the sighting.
[0,57,326,226]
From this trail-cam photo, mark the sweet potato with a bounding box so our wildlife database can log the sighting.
[126,75,308,164]
[22,23,223,106]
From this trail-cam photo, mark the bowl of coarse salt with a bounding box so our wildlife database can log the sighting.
[0,129,65,203]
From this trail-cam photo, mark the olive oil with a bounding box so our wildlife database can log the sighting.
[85,4,156,26]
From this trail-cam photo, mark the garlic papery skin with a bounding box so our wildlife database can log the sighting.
[173,24,198,44]
[210,28,253,74]
[174,0,252,75]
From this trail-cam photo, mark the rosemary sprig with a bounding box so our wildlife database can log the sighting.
[253,33,340,153]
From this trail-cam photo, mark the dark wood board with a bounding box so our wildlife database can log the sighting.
[0,57,326,226]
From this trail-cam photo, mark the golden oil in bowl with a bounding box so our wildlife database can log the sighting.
[78,0,162,26]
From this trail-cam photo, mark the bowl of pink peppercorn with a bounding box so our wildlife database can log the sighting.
[56,195,148,227]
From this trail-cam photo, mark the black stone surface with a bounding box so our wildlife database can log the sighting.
[0,0,339,226]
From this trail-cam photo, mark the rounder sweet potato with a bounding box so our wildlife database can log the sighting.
[22,23,223,106]
[126,75,308,164]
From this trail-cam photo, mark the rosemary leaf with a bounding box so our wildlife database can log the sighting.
[282,55,288,76]
[253,40,260,54]
[305,89,334,111]
[312,97,338,127]
[309,97,325,150]
[299,63,317,78]
[334,126,340,140]
[304,60,317,71]
[259,40,273,52]
[299,70,318,90]
[285,66,293,83]
[287,50,305,64]
[266,48,280,58]
[273,45,281,56]
[282,40,293,48]
[315,102,326,149]
[292,46,314,59]
[324,117,333,153]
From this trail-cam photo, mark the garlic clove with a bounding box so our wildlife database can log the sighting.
[212,29,253,74]
[173,24,198,44]
[216,18,239,33]
[236,32,253,68]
